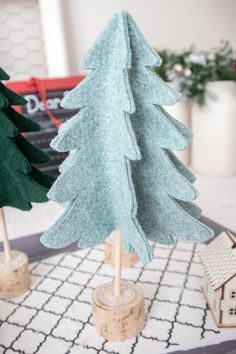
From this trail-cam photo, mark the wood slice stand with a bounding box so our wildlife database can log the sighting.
[0,250,30,299]
[0,209,30,299]
[104,235,139,268]
[93,230,145,341]
[92,281,145,341]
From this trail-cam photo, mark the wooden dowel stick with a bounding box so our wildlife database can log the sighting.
[0,208,10,263]
[114,229,121,297]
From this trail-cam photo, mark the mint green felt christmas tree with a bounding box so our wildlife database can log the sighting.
[41,11,213,263]
[126,14,213,247]
[0,68,54,210]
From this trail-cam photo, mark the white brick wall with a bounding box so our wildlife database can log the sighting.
[0,0,47,79]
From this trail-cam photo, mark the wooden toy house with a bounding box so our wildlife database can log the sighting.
[200,231,236,327]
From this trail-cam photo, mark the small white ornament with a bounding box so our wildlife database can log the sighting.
[173,63,183,72]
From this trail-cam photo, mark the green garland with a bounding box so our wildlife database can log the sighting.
[156,41,236,105]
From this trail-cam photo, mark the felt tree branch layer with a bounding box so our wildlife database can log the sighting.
[41,12,213,263]
[0,68,54,210]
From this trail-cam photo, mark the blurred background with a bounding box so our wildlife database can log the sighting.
[0,0,236,242]
[1,0,236,78]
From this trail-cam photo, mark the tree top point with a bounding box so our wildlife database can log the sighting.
[115,10,130,17]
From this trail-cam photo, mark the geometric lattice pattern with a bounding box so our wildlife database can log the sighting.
[200,232,236,290]
[0,0,47,80]
[1,241,233,354]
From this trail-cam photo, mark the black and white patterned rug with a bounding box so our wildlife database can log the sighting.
[0,241,235,354]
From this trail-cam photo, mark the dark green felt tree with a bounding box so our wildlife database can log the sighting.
[0,68,54,211]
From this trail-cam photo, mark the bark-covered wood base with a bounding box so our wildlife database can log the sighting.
[92,281,145,341]
[104,240,139,268]
[0,251,30,299]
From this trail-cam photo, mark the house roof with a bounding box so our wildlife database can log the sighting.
[199,231,236,290]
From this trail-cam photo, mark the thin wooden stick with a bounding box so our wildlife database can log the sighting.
[0,208,10,263]
[114,229,121,297]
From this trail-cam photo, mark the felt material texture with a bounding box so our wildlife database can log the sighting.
[0,68,10,81]
[41,11,213,263]
[0,68,55,210]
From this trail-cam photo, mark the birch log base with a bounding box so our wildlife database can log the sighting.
[92,281,145,341]
[0,251,30,299]
[104,241,139,268]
